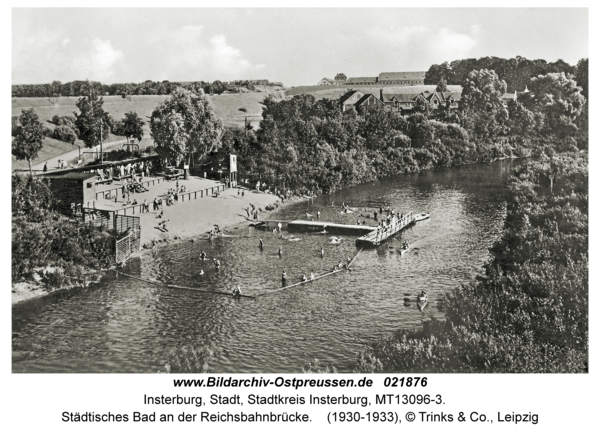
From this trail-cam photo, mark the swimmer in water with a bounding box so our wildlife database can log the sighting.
[259,238,264,248]
[199,269,204,276]
[214,259,220,269]
[302,274,307,282]
[310,271,315,280]
[209,231,213,240]
[232,286,242,296]
[200,250,206,260]
[321,247,324,256]
[282,270,287,281]
[279,246,283,255]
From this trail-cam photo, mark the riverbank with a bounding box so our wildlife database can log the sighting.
[11,182,304,305]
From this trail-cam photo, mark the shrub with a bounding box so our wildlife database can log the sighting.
[238,107,247,112]
[52,125,77,143]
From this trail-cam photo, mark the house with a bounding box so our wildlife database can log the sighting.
[339,90,385,112]
[334,73,348,84]
[377,71,426,86]
[38,172,97,214]
[380,90,461,114]
[354,93,386,111]
[317,77,335,86]
[502,90,518,104]
[339,90,365,111]
[345,76,378,86]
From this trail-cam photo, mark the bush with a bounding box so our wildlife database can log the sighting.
[238,107,247,112]
[52,125,77,143]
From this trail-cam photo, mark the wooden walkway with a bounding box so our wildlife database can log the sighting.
[355,212,415,247]
[288,220,376,233]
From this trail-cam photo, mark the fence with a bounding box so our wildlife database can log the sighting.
[107,184,226,216]
[114,214,141,263]
[82,208,141,263]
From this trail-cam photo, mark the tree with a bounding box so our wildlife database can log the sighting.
[520,72,586,138]
[52,125,78,144]
[150,87,223,178]
[436,78,448,92]
[74,86,111,161]
[12,109,45,177]
[117,111,145,143]
[459,69,509,140]
[575,58,588,100]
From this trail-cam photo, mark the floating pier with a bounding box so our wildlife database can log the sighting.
[288,220,376,233]
[355,212,416,247]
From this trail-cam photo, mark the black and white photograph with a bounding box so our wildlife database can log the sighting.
[7,3,593,430]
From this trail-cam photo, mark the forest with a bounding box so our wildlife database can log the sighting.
[11,78,279,99]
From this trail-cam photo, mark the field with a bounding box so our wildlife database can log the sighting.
[11,92,283,170]
[285,84,463,100]
[12,84,462,170]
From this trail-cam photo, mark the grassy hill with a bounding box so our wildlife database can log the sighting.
[11,92,283,170]
[12,84,462,170]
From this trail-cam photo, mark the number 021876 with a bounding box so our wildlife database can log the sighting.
[383,377,427,387]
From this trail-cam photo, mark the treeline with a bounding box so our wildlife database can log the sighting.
[425,56,588,97]
[11,79,282,99]
[12,175,116,288]
[354,151,588,373]
[216,68,586,197]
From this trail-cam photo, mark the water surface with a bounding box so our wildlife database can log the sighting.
[12,159,524,373]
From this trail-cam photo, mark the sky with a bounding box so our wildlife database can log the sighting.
[12,7,589,86]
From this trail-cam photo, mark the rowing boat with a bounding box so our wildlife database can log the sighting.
[414,213,430,222]
[417,291,428,311]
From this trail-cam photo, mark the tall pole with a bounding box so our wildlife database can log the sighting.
[100,118,103,163]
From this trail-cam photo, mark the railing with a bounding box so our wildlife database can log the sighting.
[111,184,226,216]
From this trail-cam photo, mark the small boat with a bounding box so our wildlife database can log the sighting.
[414,213,430,222]
[417,290,428,311]
[399,241,410,255]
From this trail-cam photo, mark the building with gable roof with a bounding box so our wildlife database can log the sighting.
[317,77,335,86]
[379,90,461,115]
[378,71,426,86]
[334,73,348,84]
[339,90,365,111]
[327,71,427,87]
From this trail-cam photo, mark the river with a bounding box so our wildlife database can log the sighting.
[12,159,526,373]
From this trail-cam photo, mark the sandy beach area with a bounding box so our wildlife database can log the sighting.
[12,176,291,304]
[134,179,284,246]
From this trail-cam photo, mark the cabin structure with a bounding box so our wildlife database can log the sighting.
[339,90,365,112]
[38,172,97,214]
[355,93,386,112]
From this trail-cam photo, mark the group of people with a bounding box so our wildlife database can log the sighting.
[245,203,262,220]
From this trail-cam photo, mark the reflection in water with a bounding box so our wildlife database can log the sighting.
[12,159,526,373]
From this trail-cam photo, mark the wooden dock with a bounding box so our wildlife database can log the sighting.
[258,212,423,248]
[355,212,415,247]
[288,220,376,233]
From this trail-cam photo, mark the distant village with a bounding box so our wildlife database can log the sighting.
[319,71,518,116]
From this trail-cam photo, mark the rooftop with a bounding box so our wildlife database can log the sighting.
[39,172,97,180]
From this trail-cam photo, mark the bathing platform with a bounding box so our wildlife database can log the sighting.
[258,220,376,234]
[258,211,428,248]
[355,211,416,247]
